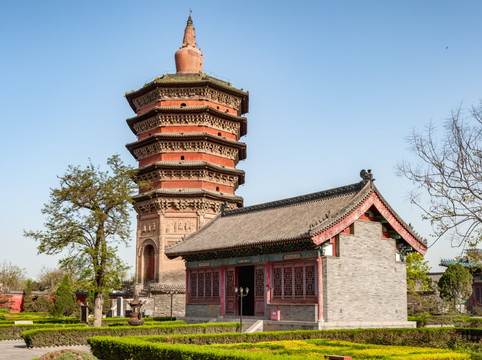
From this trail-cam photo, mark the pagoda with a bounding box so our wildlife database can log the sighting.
[125,15,249,295]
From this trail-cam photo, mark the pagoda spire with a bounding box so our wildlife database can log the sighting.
[175,13,204,74]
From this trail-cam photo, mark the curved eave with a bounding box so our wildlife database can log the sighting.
[126,132,247,161]
[310,186,427,255]
[126,77,249,114]
[137,161,245,185]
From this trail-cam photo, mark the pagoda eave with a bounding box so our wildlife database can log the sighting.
[125,105,248,137]
[133,188,244,207]
[125,74,249,114]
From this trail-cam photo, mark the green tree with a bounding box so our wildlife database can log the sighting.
[405,252,435,315]
[406,252,432,293]
[438,263,473,312]
[23,279,34,312]
[397,102,482,247]
[32,295,53,313]
[25,155,137,326]
[53,274,75,317]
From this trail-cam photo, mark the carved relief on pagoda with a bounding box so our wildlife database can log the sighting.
[165,218,197,235]
[134,197,239,215]
[131,141,240,161]
[132,113,241,137]
[137,169,240,188]
[138,219,159,238]
[132,87,243,112]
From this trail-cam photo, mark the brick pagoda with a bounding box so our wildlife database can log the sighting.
[125,15,249,298]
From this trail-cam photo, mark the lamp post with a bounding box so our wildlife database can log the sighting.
[235,286,249,332]
[167,290,178,320]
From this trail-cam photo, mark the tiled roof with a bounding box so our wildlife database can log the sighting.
[165,177,427,258]
[440,258,478,268]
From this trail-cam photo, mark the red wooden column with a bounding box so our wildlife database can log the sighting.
[317,255,324,322]
[264,261,271,319]
[185,268,190,304]
[220,265,225,317]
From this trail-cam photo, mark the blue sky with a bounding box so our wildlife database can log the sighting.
[1,0,481,279]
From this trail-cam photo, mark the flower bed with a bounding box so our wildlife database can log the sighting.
[88,336,471,360]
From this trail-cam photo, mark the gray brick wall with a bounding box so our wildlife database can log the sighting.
[186,304,220,317]
[266,304,317,322]
[143,293,186,317]
[322,220,407,322]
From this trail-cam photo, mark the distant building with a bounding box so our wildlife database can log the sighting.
[440,255,482,313]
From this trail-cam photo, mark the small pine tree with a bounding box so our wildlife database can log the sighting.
[23,280,34,312]
[438,263,473,312]
[54,274,75,317]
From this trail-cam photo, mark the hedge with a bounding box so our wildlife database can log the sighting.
[88,327,482,359]
[139,327,482,348]
[409,315,482,328]
[0,323,87,340]
[22,322,239,347]
[88,335,472,360]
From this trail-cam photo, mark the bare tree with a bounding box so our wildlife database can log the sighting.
[398,102,482,248]
[0,261,25,292]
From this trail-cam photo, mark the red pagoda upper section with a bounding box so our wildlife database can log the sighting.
[125,15,249,211]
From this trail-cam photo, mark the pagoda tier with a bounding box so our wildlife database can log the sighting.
[126,106,247,141]
[126,132,247,168]
[125,73,249,116]
[135,161,245,195]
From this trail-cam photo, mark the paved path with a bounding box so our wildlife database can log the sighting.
[0,341,91,360]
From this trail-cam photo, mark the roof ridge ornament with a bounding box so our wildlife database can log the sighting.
[360,169,375,184]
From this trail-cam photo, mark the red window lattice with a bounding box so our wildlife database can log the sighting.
[305,265,315,296]
[198,273,205,298]
[190,270,220,300]
[205,272,212,298]
[213,272,220,297]
[255,268,264,297]
[226,270,235,297]
[283,267,293,297]
[190,272,197,298]
[273,268,282,297]
[294,266,304,297]
[272,262,316,300]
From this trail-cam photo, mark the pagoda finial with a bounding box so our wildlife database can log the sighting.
[175,13,204,73]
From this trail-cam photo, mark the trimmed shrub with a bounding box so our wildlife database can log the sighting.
[0,323,86,340]
[32,296,54,313]
[22,322,238,347]
[88,335,471,360]
[53,275,75,317]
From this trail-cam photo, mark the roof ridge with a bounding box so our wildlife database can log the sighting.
[223,181,364,217]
